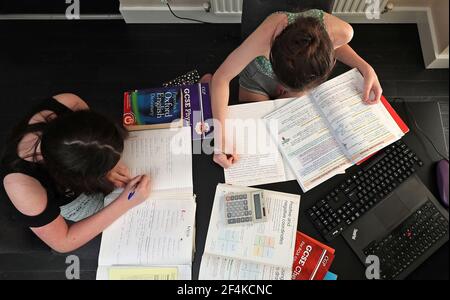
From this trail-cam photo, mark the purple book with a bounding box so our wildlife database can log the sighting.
[181,83,213,141]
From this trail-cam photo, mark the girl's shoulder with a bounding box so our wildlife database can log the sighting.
[3,172,48,217]
[275,9,325,25]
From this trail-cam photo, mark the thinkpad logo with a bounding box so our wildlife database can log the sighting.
[352,228,359,240]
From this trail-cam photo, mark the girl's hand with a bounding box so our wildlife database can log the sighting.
[213,152,239,169]
[360,65,383,104]
[107,161,131,188]
[120,175,151,208]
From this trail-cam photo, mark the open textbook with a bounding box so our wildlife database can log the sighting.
[96,127,196,280]
[264,68,407,191]
[199,184,300,280]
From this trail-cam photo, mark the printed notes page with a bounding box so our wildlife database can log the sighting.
[199,184,300,280]
[199,254,291,280]
[264,95,352,192]
[312,68,404,163]
[224,99,296,186]
[121,127,193,197]
[98,196,196,268]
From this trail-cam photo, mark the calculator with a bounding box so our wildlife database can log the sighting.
[224,190,268,226]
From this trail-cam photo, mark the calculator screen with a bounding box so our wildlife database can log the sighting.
[253,194,262,220]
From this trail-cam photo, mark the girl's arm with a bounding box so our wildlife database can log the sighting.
[31,175,150,253]
[53,93,89,111]
[334,45,382,103]
[211,14,287,168]
[5,174,150,253]
[324,13,382,103]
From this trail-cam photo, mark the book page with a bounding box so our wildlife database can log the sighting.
[199,254,291,280]
[96,265,191,280]
[121,127,193,197]
[98,197,196,267]
[202,184,300,269]
[312,69,404,163]
[264,95,352,192]
[224,98,296,186]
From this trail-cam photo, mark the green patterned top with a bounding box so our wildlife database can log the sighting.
[254,9,325,79]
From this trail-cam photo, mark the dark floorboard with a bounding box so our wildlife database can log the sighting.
[0,21,448,279]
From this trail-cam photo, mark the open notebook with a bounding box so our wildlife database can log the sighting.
[96,127,195,280]
[199,184,300,280]
[225,69,407,192]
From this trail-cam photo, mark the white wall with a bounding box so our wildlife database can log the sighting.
[430,0,449,54]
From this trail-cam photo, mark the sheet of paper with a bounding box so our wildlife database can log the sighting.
[98,197,196,267]
[201,184,300,271]
[60,193,104,222]
[96,265,191,280]
[109,267,178,280]
[199,254,291,280]
[224,99,296,186]
[264,95,352,192]
[312,68,404,163]
[121,127,193,197]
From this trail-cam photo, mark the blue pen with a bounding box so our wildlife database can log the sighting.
[128,190,136,200]
[128,184,138,200]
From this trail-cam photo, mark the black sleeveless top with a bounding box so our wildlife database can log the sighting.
[0,97,80,228]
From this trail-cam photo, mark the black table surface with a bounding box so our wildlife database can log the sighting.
[189,100,449,280]
[0,101,447,280]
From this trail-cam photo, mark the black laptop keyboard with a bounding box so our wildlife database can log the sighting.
[307,140,424,241]
[363,201,449,280]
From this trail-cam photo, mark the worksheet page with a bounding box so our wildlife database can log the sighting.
[98,197,196,267]
[121,127,193,197]
[224,99,296,187]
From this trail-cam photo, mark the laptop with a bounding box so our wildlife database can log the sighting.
[342,174,449,280]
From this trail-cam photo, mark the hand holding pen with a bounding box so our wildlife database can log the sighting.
[122,175,151,207]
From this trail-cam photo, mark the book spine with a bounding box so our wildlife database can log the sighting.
[123,91,137,126]
[182,83,202,140]
[200,83,214,140]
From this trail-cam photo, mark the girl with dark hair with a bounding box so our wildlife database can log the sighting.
[1,93,151,253]
[210,10,383,168]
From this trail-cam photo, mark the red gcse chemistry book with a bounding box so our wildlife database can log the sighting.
[292,232,335,280]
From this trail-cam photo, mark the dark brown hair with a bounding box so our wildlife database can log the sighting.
[39,110,128,195]
[270,16,335,92]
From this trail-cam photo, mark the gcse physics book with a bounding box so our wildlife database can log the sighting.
[199,184,300,280]
[96,126,196,280]
[263,68,408,192]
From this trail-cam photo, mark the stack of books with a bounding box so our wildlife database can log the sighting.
[123,83,213,141]
[292,232,337,280]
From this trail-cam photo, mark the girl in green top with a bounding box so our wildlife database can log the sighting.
[210,9,383,168]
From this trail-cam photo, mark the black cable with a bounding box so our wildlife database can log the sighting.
[166,2,211,24]
[397,98,449,161]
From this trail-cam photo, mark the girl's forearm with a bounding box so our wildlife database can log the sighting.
[335,44,371,72]
[61,196,130,252]
[210,75,230,150]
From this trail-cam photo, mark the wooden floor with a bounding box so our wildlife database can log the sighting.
[0,21,448,279]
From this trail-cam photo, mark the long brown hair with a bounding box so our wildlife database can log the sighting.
[270,16,335,92]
